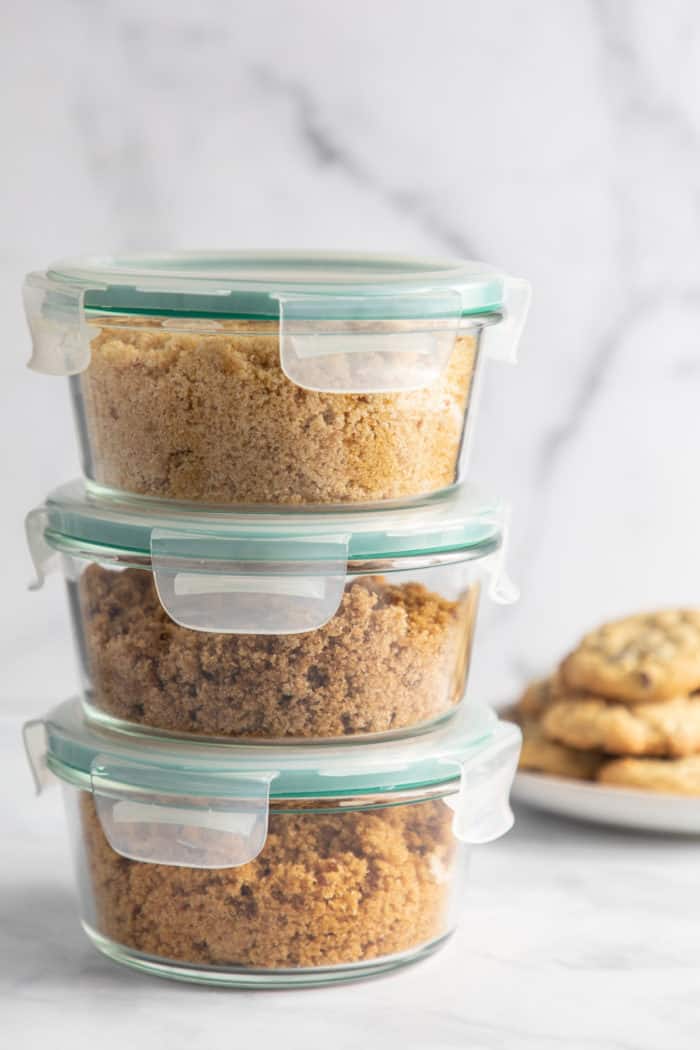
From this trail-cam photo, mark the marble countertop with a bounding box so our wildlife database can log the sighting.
[3,704,699,1050]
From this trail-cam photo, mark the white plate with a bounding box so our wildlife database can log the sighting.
[512,771,700,834]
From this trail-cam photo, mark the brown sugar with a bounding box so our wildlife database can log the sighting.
[77,564,476,739]
[76,318,477,504]
[78,792,456,969]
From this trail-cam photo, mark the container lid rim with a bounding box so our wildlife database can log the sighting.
[41,250,510,319]
[33,479,506,565]
[36,699,517,801]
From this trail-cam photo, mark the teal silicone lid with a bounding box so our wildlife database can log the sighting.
[27,698,518,800]
[29,479,505,567]
[43,251,507,320]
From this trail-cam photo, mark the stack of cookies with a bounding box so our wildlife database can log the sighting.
[513,610,700,795]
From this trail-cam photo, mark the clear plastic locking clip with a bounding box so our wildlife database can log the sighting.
[23,719,54,794]
[480,277,531,363]
[443,722,521,844]
[24,507,57,590]
[151,529,350,635]
[482,507,519,605]
[89,758,275,869]
[23,272,104,376]
[277,290,464,394]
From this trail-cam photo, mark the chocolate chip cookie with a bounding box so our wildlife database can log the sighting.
[514,678,552,720]
[560,610,700,702]
[517,716,603,780]
[542,694,700,758]
[598,754,700,795]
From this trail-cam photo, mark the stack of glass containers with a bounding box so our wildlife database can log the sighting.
[21,252,529,987]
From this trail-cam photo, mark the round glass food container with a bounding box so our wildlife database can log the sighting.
[23,252,530,507]
[24,699,520,989]
[26,482,516,742]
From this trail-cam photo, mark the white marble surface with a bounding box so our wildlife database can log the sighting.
[3,1,700,1044]
[3,699,700,1050]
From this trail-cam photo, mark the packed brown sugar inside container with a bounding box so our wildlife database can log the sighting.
[80,317,476,505]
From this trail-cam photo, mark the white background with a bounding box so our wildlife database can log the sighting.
[2,3,700,1047]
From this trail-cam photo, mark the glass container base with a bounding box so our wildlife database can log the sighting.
[83,923,452,989]
[81,696,458,746]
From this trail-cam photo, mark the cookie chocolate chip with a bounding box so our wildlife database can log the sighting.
[542,694,700,758]
[597,754,700,795]
[517,716,603,780]
[560,610,700,703]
